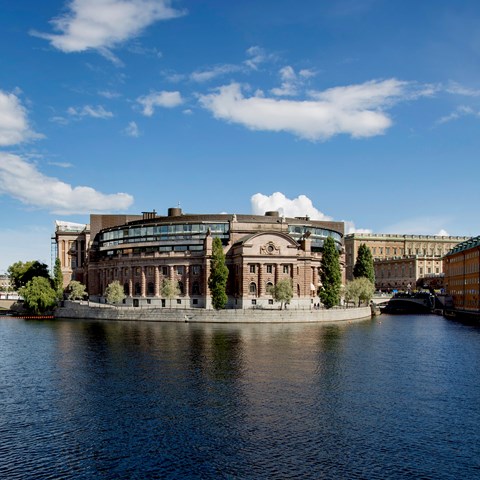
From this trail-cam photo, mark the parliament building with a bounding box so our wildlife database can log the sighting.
[55,208,345,309]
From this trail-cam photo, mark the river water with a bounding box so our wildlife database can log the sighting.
[1,314,479,479]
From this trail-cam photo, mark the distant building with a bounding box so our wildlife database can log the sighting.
[443,236,480,317]
[345,233,470,291]
[57,208,346,309]
[0,274,12,292]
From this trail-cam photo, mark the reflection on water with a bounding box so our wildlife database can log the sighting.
[1,316,480,479]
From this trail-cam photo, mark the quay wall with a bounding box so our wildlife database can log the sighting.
[55,301,371,324]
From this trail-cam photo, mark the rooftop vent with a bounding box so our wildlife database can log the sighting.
[168,207,182,217]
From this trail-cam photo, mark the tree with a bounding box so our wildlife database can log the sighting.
[353,243,375,284]
[104,280,125,304]
[344,277,375,306]
[318,236,342,309]
[208,237,229,310]
[66,280,87,300]
[271,278,293,310]
[53,258,64,298]
[161,278,180,308]
[8,260,51,290]
[19,277,58,314]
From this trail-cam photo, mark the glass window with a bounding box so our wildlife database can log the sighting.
[266,265,272,274]
[250,264,256,273]
[249,282,257,295]
[177,266,184,275]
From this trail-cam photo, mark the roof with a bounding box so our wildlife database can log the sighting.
[446,235,480,256]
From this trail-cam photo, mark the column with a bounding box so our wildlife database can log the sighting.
[141,266,146,297]
[154,266,160,297]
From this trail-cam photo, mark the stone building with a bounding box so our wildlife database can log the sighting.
[443,236,480,316]
[345,233,470,291]
[83,208,345,309]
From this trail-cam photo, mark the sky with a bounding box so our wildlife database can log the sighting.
[1,0,480,273]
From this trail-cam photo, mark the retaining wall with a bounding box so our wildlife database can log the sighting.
[55,301,372,324]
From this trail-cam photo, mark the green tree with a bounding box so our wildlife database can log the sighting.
[353,243,375,284]
[104,280,125,304]
[161,278,180,308]
[53,258,64,298]
[318,236,342,309]
[66,280,87,300]
[208,237,229,310]
[19,277,58,314]
[8,260,51,290]
[271,278,293,310]
[344,277,375,306]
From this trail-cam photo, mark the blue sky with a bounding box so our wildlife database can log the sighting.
[1,0,480,272]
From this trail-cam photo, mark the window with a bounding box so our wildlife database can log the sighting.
[283,265,290,274]
[147,282,155,295]
[162,266,168,276]
[192,265,200,275]
[192,282,200,295]
[250,264,256,273]
[134,282,141,295]
[176,266,184,275]
[266,265,273,274]
[251,299,257,305]
[268,299,273,305]
[249,282,257,296]
[266,282,273,294]
[124,283,129,296]
[177,299,181,304]
[178,281,184,295]
[193,299,198,305]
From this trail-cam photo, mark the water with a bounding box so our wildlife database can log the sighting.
[1,315,480,479]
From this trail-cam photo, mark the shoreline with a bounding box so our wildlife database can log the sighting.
[54,301,372,324]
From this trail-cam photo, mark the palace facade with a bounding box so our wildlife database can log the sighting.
[60,208,345,309]
[345,233,470,291]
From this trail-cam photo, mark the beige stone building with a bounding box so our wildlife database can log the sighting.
[68,208,345,309]
[345,233,470,291]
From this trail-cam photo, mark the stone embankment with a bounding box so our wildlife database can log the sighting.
[55,301,372,323]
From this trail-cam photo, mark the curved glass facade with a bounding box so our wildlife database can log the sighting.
[288,225,343,251]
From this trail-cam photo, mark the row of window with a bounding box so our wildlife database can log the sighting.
[103,265,202,277]
[124,281,201,296]
[248,264,291,274]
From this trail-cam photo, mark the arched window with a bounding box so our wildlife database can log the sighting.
[134,282,141,296]
[124,283,129,296]
[249,282,257,296]
[192,282,200,295]
[147,282,155,296]
[178,281,184,295]
[266,282,274,294]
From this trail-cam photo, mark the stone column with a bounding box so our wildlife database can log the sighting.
[185,265,190,296]
[258,264,264,297]
[154,266,160,297]
[141,266,146,297]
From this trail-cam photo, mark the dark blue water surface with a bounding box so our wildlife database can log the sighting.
[1,315,480,479]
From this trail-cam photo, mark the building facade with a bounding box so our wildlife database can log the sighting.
[84,208,345,309]
[443,236,480,316]
[345,233,470,291]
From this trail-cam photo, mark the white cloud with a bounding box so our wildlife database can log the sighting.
[445,82,480,97]
[271,66,299,97]
[244,46,274,70]
[67,104,114,118]
[436,105,479,125]
[124,120,140,137]
[436,229,450,236]
[199,80,407,141]
[343,220,372,234]
[31,0,185,62]
[191,64,242,83]
[0,152,133,214]
[251,192,332,220]
[48,161,74,168]
[98,89,122,99]
[137,90,183,116]
[0,89,42,146]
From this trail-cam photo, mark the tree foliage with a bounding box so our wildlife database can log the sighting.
[53,258,64,297]
[271,278,293,310]
[344,277,375,306]
[105,280,125,304]
[208,237,229,310]
[353,243,375,284]
[319,236,342,309]
[8,260,51,290]
[66,280,87,300]
[19,277,58,314]
[161,279,180,308]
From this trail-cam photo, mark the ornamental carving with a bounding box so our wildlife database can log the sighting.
[260,242,280,255]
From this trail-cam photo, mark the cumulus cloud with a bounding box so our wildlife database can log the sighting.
[137,90,183,116]
[67,105,114,118]
[251,192,332,220]
[0,89,42,146]
[124,120,140,137]
[244,46,274,70]
[343,220,372,234]
[199,80,413,141]
[0,152,133,214]
[31,0,185,62]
